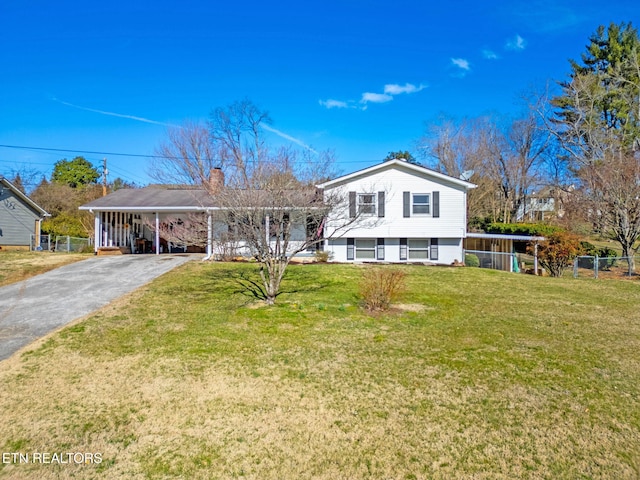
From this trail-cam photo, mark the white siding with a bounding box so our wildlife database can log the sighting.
[326,237,462,264]
[323,162,468,240]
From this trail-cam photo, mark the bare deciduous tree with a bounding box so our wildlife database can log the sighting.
[151,100,362,304]
[420,112,550,224]
[150,120,220,185]
[548,22,640,271]
[576,153,640,273]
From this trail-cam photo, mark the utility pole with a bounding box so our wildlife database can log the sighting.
[102,158,108,196]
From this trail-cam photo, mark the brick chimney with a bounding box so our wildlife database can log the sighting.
[208,168,224,194]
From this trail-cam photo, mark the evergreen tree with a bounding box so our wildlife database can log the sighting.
[51,156,100,188]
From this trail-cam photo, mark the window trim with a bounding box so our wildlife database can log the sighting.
[408,238,430,260]
[412,193,431,215]
[358,193,377,216]
[355,238,376,259]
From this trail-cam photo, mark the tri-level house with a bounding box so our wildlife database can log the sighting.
[318,159,476,264]
[79,160,475,263]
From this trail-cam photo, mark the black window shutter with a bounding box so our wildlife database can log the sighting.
[378,191,385,217]
[403,191,410,218]
[399,238,407,260]
[347,238,355,260]
[432,191,440,218]
[377,238,385,260]
[349,191,356,218]
[430,238,439,260]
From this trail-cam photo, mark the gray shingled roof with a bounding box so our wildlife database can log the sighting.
[0,176,49,216]
[79,186,218,211]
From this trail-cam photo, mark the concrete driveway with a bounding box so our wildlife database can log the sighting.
[0,254,196,361]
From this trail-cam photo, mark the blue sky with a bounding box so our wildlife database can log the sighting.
[0,1,637,188]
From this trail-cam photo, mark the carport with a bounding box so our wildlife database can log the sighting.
[464,232,544,274]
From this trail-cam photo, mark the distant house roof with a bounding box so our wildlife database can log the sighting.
[79,186,217,212]
[0,176,49,217]
[317,159,477,190]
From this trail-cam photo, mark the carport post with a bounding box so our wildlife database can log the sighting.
[207,212,213,257]
[94,213,101,252]
[155,212,160,255]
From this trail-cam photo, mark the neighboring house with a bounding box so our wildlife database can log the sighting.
[318,159,476,264]
[515,186,567,222]
[0,176,49,250]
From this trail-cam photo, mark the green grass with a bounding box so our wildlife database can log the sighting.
[1,262,639,479]
[0,251,91,286]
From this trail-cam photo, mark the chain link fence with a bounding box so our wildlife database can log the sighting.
[54,236,92,253]
[465,249,640,279]
[464,249,538,274]
[572,255,640,279]
[30,234,51,251]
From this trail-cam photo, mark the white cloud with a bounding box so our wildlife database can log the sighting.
[506,34,527,51]
[451,58,471,71]
[383,83,426,95]
[321,81,426,111]
[482,49,499,60]
[319,99,350,109]
[361,92,394,104]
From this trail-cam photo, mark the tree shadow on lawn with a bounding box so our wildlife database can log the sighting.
[205,263,344,304]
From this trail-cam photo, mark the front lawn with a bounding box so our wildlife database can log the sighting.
[0,251,91,287]
[0,263,639,479]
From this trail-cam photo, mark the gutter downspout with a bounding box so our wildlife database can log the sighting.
[90,209,99,253]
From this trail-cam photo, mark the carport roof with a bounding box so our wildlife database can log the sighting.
[466,232,545,241]
[79,186,218,212]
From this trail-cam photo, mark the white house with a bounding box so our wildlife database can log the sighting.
[79,161,475,262]
[318,159,476,264]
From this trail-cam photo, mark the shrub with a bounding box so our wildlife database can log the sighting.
[42,213,88,238]
[465,253,480,267]
[528,231,582,277]
[359,268,406,312]
[577,242,618,269]
[578,241,598,268]
[597,247,619,270]
[485,222,563,237]
[314,250,331,263]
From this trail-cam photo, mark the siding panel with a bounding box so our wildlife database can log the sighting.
[0,193,40,246]
[324,165,468,239]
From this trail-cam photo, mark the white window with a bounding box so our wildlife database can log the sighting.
[412,194,430,215]
[356,239,376,259]
[408,239,430,259]
[358,194,376,215]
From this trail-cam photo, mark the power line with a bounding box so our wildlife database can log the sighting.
[0,144,164,159]
[0,143,380,165]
